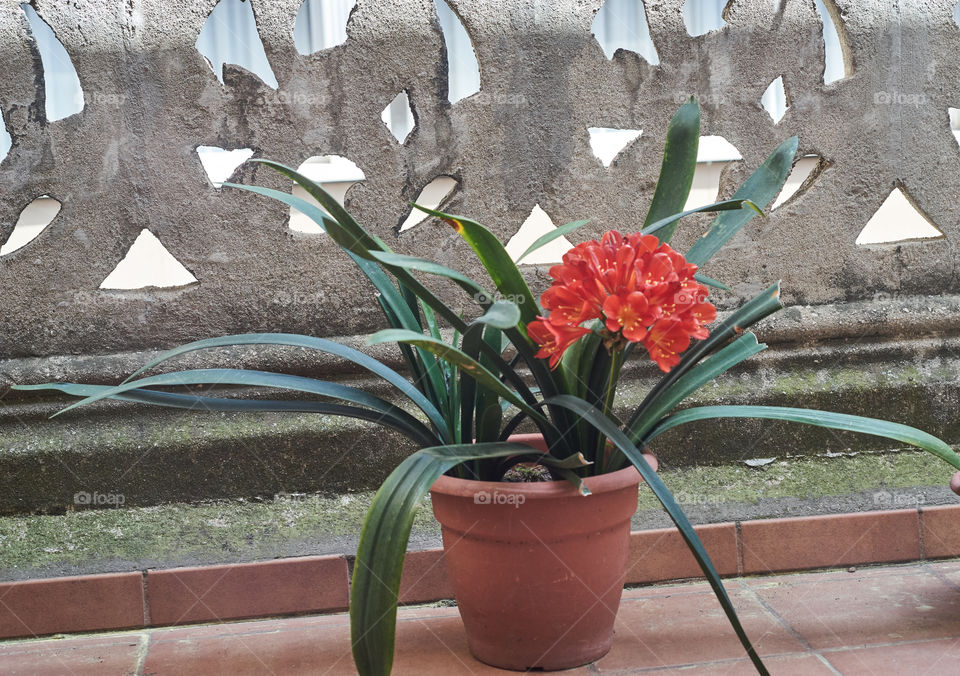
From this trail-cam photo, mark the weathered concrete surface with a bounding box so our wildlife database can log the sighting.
[2,1,960,355]
[3,323,960,514]
[0,449,953,581]
[3,1,960,512]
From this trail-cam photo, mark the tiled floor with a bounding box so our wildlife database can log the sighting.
[2,560,960,675]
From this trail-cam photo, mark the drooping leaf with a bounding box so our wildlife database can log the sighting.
[547,395,769,675]
[645,405,960,472]
[118,333,449,442]
[351,442,546,676]
[24,369,439,447]
[14,382,441,445]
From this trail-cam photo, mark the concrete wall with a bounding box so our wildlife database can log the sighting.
[2,0,960,511]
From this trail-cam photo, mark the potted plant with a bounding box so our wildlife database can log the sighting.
[16,99,960,675]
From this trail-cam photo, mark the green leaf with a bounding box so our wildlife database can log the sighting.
[644,97,701,242]
[241,160,384,258]
[694,273,729,291]
[625,282,783,439]
[546,395,769,675]
[24,369,439,447]
[685,137,798,266]
[624,333,767,447]
[473,299,521,330]
[516,219,589,263]
[641,199,762,239]
[646,405,960,472]
[367,251,488,301]
[15,383,444,445]
[351,441,545,676]
[367,329,548,427]
[409,203,541,325]
[117,333,450,443]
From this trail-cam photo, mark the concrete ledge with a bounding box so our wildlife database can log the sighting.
[3,297,960,513]
[1,506,959,640]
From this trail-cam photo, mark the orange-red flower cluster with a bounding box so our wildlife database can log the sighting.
[528,231,716,372]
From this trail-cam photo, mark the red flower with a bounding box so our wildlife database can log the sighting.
[602,291,659,342]
[642,317,692,372]
[528,318,591,369]
[528,230,716,372]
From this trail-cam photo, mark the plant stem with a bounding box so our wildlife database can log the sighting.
[595,349,624,474]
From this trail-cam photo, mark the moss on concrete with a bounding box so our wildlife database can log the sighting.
[636,449,955,510]
[0,449,954,578]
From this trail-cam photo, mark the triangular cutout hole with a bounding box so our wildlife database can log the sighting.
[99,229,198,290]
[506,205,573,265]
[856,187,944,245]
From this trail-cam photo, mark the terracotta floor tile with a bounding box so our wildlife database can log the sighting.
[0,634,144,676]
[822,637,960,674]
[593,587,805,670]
[144,616,357,675]
[145,605,589,676]
[147,555,349,626]
[392,614,592,675]
[611,653,835,675]
[921,505,960,559]
[741,510,921,574]
[745,561,926,588]
[0,573,144,639]
[754,570,960,650]
[399,549,454,604]
[626,523,739,584]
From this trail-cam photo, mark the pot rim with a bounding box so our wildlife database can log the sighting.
[431,464,640,499]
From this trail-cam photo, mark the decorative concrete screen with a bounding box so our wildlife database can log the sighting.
[2,0,957,357]
[3,0,960,511]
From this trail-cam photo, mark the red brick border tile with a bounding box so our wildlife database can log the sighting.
[5,507,958,638]
[399,549,453,604]
[0,573,144,639]
[625,523,739,584]
[740,509,921,574]
[146,555,349,626]
[920,504,960,558]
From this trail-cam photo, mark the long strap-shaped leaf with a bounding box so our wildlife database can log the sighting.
[641,198,762,238]
[119,333,450,443]
[645,405,960,471]
[224,178,450,407]
[367,329,551,428]
[622,333,767,451]
[21,369,439,447]
[408,204,582,448]
[546,395,769,675]
[643,97,700,242]
[226,179,539,414]
[16,383,439,446]
[351,442,545,676]
[516,219,589,263]
[685,137,798,267]
[625,281,783,438]
[409,204,541,325]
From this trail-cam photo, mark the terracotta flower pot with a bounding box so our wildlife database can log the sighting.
[429,434,655,671]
